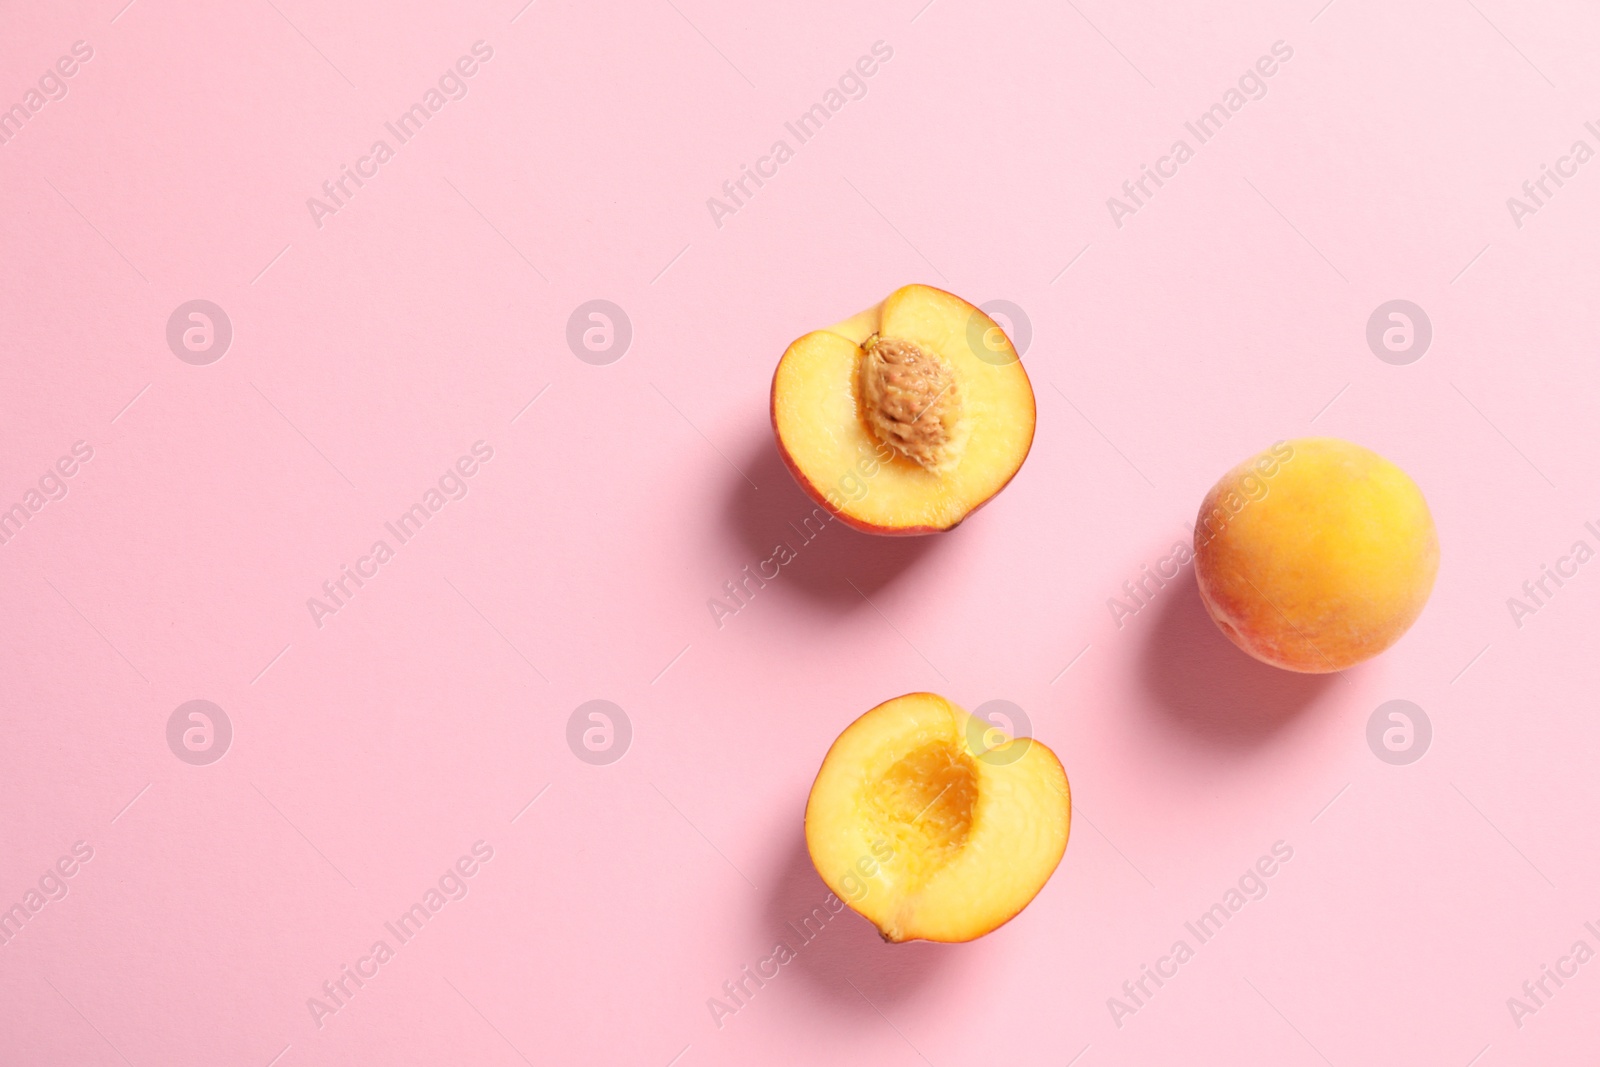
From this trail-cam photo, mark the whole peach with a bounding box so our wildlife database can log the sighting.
[1193,438,1439,673]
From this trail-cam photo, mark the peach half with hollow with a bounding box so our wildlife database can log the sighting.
[771,285,1036,534]
[1194,437,1440,673]
[804,692,1070,943]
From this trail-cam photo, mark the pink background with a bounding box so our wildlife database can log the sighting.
[2,0,1598,1063]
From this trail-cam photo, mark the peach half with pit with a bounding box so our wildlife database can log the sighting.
[1194,437,1439,673]
[771,285,1036,534]
[804,692,1070,943]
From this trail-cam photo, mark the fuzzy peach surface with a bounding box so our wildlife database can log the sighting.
[1194,437,1440,673]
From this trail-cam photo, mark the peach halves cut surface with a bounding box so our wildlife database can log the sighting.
[804,693,1070,943]
[771,284,1036,534]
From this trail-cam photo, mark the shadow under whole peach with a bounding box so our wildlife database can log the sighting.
[1136,574,1336,748]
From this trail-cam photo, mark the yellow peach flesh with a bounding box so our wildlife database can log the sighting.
[771,285,1035,534]
[804,692,1070,943]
